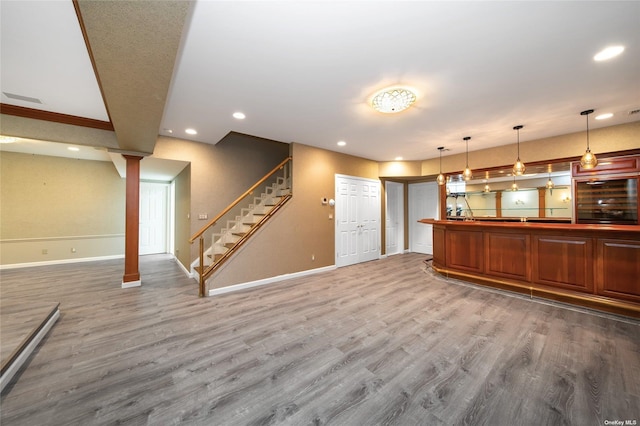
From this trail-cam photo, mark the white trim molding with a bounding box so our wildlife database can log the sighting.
[121,279,142,289]
[0,254,125,270]
[209,265,336,297]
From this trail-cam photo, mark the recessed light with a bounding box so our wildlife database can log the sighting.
[595,113,613,120]
[337,141,346,147]
[68,147,80,152]
[233,112,246,120]
[185,128,198,135]
[395,156,403,161]
[594,46,624,61]
[163,128,173,134]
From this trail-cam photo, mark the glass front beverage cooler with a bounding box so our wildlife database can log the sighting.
[575,177,638,225]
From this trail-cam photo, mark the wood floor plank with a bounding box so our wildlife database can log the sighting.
[1,253,638,425]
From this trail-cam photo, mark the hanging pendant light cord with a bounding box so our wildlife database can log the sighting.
[465,139,469,167]
[585,114,590,150]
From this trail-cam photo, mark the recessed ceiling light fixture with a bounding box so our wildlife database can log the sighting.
[68,147,80,152]
[394,156,403,161]
[185,128,198,135]
[371,87,416,113]
[233,112,246,119]
[595,113,613,120]
[337,141,346,147]
[594,45,624,61]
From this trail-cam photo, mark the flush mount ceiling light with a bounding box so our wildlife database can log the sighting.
[436,147,446,186]
[337,140,346,147]
[185,128,198,135]
[371,87,416,113]
[512,125,526,176]
[594,46,624,61]
[233,112,246,119]
[579,109,598,169]
[462,136,473,181]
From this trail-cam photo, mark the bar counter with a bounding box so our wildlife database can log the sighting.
[419,219,640,318]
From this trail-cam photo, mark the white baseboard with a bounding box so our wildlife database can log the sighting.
[174,257,193,278]
[0,254,125,270]
[0,308,60,392]
[209,265,337,297]
[121,279,141,289]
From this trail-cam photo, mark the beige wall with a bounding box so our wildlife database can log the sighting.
[153,132,290,261]
[173,164,191,269]
[210,142,379,289]
[0,151,125,265]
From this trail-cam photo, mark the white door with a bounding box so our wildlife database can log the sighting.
[139,182,168,255]
[385,181,404,256]
[409,182,439,254]
[336,175,381,267]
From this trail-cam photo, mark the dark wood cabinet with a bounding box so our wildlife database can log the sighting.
[485,232,530,281]
[532,235,593,292]
[597,238,640,303]
[446,229,484,273]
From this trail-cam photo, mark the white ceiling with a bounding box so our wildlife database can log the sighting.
[1,1,639,164]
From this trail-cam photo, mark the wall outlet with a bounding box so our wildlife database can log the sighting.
[42,249,48,255]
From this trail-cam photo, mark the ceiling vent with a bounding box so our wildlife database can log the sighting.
[2,92,42,104]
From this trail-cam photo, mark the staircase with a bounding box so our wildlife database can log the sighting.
[190,157,292,296]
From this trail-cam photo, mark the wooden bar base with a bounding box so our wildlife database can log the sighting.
[421,219,640,318]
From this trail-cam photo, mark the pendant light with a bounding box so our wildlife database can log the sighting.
[436,147,446,185]
[462,136,473,181]
[512,125,526,175]
[580,109,598,169]
[511,176,518,191]
[546,172,554,191]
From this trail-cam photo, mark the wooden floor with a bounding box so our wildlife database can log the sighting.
[1,253,638,425]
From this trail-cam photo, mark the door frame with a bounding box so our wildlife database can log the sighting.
[385,181,404,256]
[139,181,171,255]
[408,181,439,255]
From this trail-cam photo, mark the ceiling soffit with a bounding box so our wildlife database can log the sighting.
[75,0,191,154]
